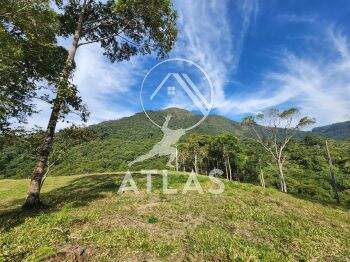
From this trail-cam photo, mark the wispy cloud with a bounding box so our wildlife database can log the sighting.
[277,14,317,24]
[26,0,261,129]
[221,28,350,126]
[235,0,259,69]
[25,1,349,130]
[173,0,259,109]
[73,43,142,124]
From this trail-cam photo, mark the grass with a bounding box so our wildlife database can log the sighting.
[0,172,349,261]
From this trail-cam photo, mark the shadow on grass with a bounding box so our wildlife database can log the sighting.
[0,172,192,232]
[0,174,122,232]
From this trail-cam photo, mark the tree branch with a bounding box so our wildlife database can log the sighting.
[78,33,140,48]
[251,125,277,160]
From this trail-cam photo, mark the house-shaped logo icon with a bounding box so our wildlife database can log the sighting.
[150,73,211,116]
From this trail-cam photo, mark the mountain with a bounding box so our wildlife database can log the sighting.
[1,108,250,178]
[312,121,350,140]
[0,108,343,179]
[90,107,249,138]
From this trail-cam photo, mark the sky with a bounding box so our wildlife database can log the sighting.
[28,0,350,130]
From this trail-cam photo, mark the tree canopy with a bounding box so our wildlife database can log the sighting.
[20,0,178,207]
[0,0,67,131]
[242,107,316,192]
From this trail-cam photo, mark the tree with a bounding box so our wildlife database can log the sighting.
[211,134,236,180]
[242,108,315,193]
[0,0,67,131]
[325,140,340,203]
[178,133,209,174]
[24,0,178,208]
[209,134,246,181]
[178,133,246,180]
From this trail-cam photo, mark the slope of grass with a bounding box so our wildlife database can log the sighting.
[0,172,349,261]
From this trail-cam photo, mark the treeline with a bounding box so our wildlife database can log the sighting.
[0,126,97,178]
[178,133,245,180]
[1,126,349,205]
[177,133,350,205]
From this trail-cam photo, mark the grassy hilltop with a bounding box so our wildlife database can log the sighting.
[1,172,349,261]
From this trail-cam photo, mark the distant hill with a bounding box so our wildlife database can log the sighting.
[0,108,342,178]
[312,121,350,140]
[89,107,309,140]
[1,108,252,178]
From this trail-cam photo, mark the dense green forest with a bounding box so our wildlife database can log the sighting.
[1,108,349,205]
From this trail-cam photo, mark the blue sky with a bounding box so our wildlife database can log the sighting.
[29,0,350,129]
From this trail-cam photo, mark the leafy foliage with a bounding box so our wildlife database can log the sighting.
[0,0,67,131]
[242,107,316,193]
[0,126,97,179]
[58,0,177,61]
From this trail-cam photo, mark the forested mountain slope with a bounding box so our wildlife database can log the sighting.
[312,121,350,140]
[1,108,349,205]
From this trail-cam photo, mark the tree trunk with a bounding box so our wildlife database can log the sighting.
[260,170,265,188]
[224,158,229,180]
[325,140,340,203]
[194,154,198,174]
[277,161,287,193]
[23,3,87,208]
[175,147,179,172]
[259,160,265,188]
[228,156,232,181]
[235,166,239,181]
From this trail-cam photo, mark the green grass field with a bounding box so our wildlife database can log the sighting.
[0,172,349,261]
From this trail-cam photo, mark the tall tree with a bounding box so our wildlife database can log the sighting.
[325,140,340,203]
[24,0,177,207]
[242,108,315,193]
[0,0,67,131]
[178,133,209,174]
[212,134,246,181]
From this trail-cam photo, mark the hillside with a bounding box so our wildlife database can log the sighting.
[1,108,350,206]
[0,108,252,178]
[0,172,349,261]
[89,108,249,138]
[312,121,350,140]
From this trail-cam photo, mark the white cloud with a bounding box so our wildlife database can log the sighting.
[72,43,141,124]
[221,28,350,126]
[235,0,259,69]
[24,1,350,130]
[26,0,261,130]
[25,41,142,130]
[173,0,259,108]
